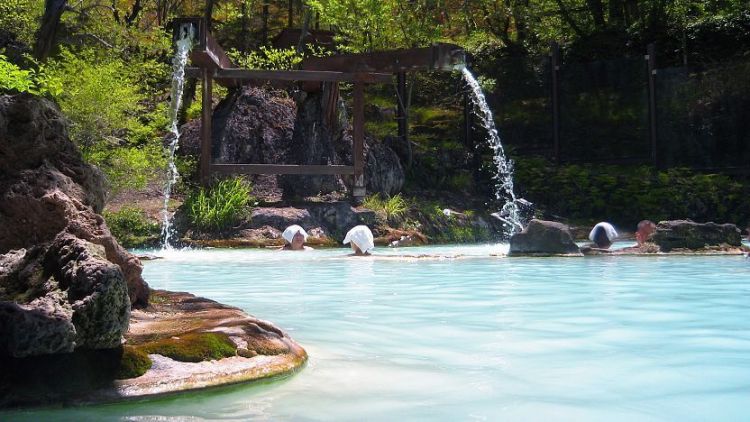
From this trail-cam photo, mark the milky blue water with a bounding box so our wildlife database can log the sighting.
[6,244,750,421]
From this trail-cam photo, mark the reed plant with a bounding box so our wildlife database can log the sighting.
[362,193,409,222]
[186,177,253,231]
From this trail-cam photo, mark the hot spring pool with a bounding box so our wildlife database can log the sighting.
[6,244,750,421]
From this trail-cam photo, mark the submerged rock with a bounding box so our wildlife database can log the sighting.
[508,219,582,256]
[652,220,742,251]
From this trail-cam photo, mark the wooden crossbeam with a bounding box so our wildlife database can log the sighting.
[184,67,391,83]
[211,164,356,175]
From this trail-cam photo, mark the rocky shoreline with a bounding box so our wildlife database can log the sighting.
[0,93,307,409]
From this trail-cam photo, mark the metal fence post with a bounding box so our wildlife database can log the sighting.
[646,43,658,167]
[550,42,561,163]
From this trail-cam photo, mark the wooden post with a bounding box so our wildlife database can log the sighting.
[396,71,409,161]
[288,0,294,27]
[200,69,213,186]
[262,1,269,44]
[550,41,561,163]
[646,43,658,167]
[352,81,366,200]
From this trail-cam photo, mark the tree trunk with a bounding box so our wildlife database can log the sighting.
[586,0,606,29]
[608,0,624,28]
[125,0,143,27]
[34,0,67,61]
[296,6,312,55]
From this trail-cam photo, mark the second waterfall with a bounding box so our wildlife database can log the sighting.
[461,67,526,236]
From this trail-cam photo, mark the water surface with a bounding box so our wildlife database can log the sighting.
[6,245,750,421]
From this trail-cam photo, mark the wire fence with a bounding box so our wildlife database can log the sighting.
[487,46,750,171]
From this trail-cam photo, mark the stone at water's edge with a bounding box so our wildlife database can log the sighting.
[0,234,130,358]
[652,220,742,251]
[0,94,149,307]
[508,219,582,256]
[0,290,308,408]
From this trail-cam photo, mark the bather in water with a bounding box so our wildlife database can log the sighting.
[343,225,374,256]
[280,225,313,251]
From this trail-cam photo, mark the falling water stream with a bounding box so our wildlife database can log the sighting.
[461,68,525,236]
[160,26,194,249]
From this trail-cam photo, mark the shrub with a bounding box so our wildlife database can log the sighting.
[140,332,237,362]
[0,54,61,96]
[362,193,409,221]
[227,46,303,70]
[86,144,167,194]
[185,177,254,231]
[514,157,750,228]
[46,47,145,148]
[104,207,160,248]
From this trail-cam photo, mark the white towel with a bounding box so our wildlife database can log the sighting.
[588,222,618,242]
[343,225,375,253]
[282,225,308,244]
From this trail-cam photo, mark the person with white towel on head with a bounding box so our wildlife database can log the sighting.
[589,222,618,249]
[343,225,375,256]
[280,225,312,251]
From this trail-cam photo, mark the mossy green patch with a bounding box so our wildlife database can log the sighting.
[140,332,237,362]
[116,345,153,379]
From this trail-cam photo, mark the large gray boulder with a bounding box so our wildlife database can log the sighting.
[0,94,149,307]
[0,234,130,358]
[652,220,742,251]
[508,219,582,256]
[179,86,404,198]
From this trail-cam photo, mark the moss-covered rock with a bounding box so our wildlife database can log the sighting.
[116,346,152,379]
[140,332,237,362]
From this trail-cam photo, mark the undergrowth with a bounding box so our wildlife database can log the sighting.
[185,177,254,231]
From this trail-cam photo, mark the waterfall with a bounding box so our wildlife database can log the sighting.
[461,68,525,236]
[160,26,194,249]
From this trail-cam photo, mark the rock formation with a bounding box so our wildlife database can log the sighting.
[0,93,148,362]
[652,220,742,251]
[0,93,149,308]
[0,234,130,358]
[508,219,582,256]
[179,86,404,198]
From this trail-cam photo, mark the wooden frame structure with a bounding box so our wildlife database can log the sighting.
[172,18,465,200]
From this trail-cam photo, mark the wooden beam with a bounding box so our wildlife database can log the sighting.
[200,69,213,186]
[211,164,356,175]
[202,68,391,83]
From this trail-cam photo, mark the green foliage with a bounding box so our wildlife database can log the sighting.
[228,46,303,70]
[0,54,62,96]
[116,346,153,379]
[85,144,166,194]
[186,178,254,231]
[46,48,145,148]
[308,0,441,52]
[0,0,43,45]
[362,193,409,221]
[104,207,160,248]
[140,332,237,362]
[514,157,750,227]
[410,199,491,243]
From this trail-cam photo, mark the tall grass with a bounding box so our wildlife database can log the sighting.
[362,193,409,221]
[186,178,253,231]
